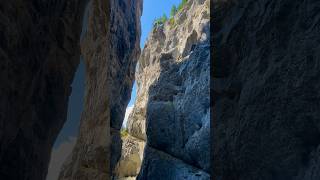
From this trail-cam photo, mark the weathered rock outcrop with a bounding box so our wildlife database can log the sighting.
[113,135,145,179]
[213,0,320,180]
[0,1,87,179]
[116,0,210,179]
[59,0,142,179]
[0,0,141,180]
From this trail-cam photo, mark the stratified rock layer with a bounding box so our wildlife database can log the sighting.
[119,0,210,179]
[59,0,142,179]
[0,1,87,179]
[213,0,320,180]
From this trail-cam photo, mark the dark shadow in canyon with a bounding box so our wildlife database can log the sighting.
[0,1,92,179]
[1,0,142,179]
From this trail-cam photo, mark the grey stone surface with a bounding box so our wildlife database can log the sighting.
[144,40,210,173]
[137,146,210,180]
[58,0,142,179]
[125,0,211,179]
[0,0,87,179]
[0,0,141,179]
[213,0,320,179]
[114,135,145,178]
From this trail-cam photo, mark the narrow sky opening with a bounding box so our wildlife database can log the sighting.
[122,81,137,129]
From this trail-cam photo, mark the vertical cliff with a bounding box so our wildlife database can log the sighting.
[0,0,141,180]
[115,0,211,179]
[0,0,87,179]
[58,0,142,180]
[213,0,320,180]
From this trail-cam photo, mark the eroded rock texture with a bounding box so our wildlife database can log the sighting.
[58,0,142,180]
[116,0,210,179]
[0,1,87,179]
[0,0,141,180]
[113,135,145,179]
[213,0,320,180]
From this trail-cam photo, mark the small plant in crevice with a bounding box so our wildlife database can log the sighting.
[152,0,189,29]
[170,5,178,17]
[177,0,188,12]
[120,128,129,138]
[169,17,176,29]
[153,13,168,28]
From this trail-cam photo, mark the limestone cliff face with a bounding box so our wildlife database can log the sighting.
[0,1,86,179]
[116,0,210,179]
[213,0,320,180]
[58,0,142,180]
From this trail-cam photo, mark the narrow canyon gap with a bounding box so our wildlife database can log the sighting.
[114,0,210,179]
[0,0,211,179]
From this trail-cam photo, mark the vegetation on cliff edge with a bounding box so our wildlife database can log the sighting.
[153,0,188,28]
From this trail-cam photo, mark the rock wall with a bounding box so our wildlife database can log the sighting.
[113,135,145,179]
[115,0,210,179]
[213,0,320,180]
[0,0,141,180]
[58,0,142,180]
[0,0,87,179]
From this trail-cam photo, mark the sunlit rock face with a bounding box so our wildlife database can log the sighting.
[213,0,320,180]
[58,0,142,180]
[113,135,145,179]
[0,0,86,179]
[115,0,210,179]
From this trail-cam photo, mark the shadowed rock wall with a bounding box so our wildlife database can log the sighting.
[58,0,142,179]
[213,0,320,179]
[0,0,88,179]
[0,0,141,180]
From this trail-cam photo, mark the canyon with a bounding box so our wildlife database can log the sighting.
[0,0,210,179]
[0,0,141,179]
[3,0,320,180]
[114,0,210,179]
[58,0,142,179]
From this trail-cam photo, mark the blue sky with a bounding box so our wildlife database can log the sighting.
[140,0,182,48]
[128,81,137,107]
